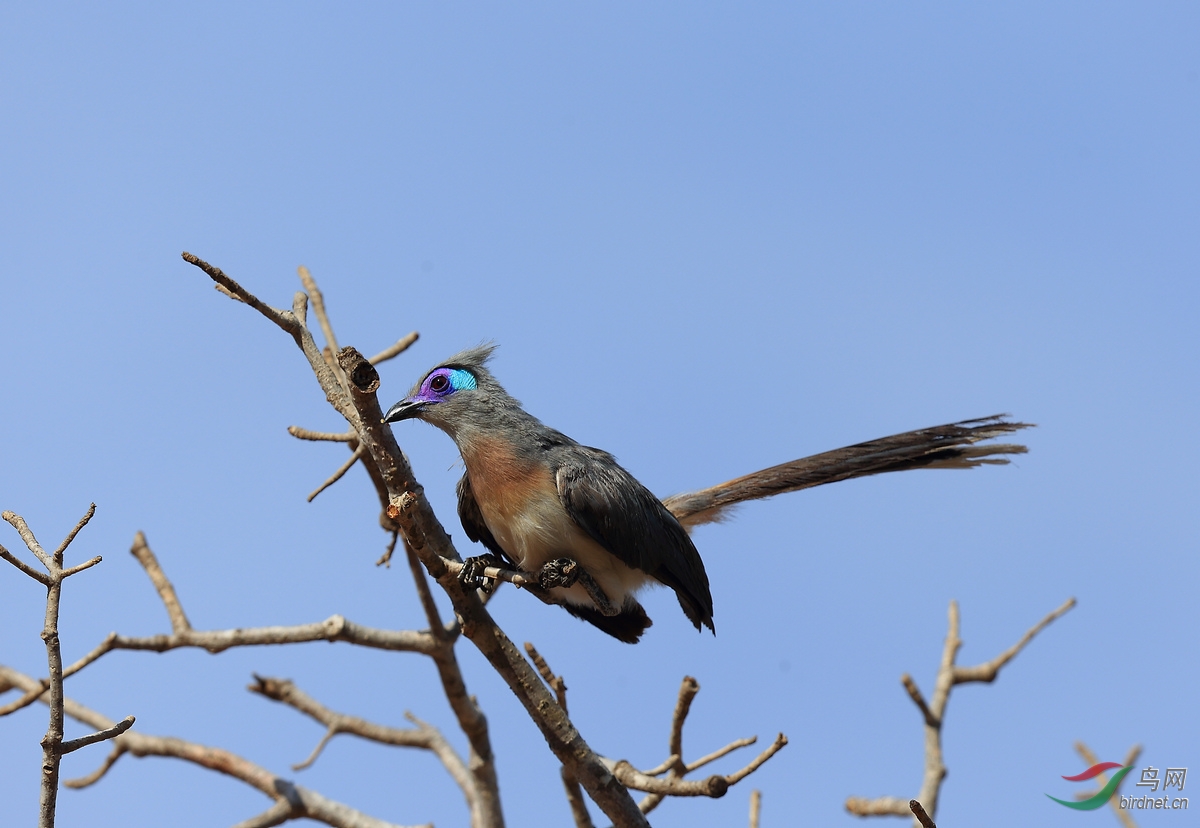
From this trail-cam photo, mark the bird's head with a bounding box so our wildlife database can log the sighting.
[383,344,498,434]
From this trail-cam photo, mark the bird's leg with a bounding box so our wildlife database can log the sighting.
[537,557,580,590]
[537,558,619,617]
[575,568,618,617]
[459,553,505,593]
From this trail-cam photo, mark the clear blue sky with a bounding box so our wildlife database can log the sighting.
[1,4,1196,826]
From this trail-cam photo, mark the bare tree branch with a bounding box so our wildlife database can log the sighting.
[846,598,1076,826]
[369,331,420,365]
[129,531,191,633]
[1075,741,1142,828]
[845,796,911,816]
[613,733,787,798]
[308,445,366,502]
[1,504,114,828]
[63,744,123,789]
[0,665,428,828]
[248,676,476,813]
[525,643,591,827]
[953,597,1077,684]
[909,799,937,828]
[296,265,345,386]
[40,532,438,684]
[60,716,135,755]
[288,426,357,442]
[61,615,436,678]
[183,252,358,427]
[0,542,51,585]
[748,790,761,828]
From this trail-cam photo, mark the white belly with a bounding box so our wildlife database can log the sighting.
[480,484,649,611]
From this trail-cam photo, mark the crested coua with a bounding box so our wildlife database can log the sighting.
[384,345,710,643]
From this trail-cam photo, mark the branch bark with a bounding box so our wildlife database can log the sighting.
[1,505,132,828]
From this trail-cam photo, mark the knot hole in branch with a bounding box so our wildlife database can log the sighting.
[337,347,379,392]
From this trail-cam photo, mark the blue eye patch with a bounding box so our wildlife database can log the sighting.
[448,369,477,392]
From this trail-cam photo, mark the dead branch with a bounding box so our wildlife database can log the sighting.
[370,331,420,365]
[522,653,785,826]
[0,665,426,828]
[846,597,1076,827]
[296,265,348,390]
[525,643,590,827]
[182,252,358,427]
[1075,741,1142,828]
[130,531,191,633]
[288,426,357,442]
[403,541,502,828]
[909,799,936,828]
[248,676,475,810]
[4,533,441,711]
[1,505,128,828]
[308,444,366,502]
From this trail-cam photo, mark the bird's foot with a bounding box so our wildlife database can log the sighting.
[537,557,580,590]
[459,554,503,594]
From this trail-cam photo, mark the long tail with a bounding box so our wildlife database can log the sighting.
[663,415,1031,528]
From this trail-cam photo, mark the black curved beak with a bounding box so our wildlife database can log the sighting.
[383,398,425,424]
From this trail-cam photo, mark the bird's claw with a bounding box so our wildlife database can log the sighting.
[460,554,502,594]
[538,557,580,590]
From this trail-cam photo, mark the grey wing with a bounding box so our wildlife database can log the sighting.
[456,473,516,567]
[555,447,714,632]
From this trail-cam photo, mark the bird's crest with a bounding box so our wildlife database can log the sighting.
[439,342,497,375]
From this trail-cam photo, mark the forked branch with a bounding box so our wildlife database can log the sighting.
[0,665,425,828]
[846,597,1076,827]
[1,505,128,828]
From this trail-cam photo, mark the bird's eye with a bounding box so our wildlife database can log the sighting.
[429,374,450,393]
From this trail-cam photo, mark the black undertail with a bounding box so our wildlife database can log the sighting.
[561,600,653,644]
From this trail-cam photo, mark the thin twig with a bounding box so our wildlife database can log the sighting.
[376,529,400,567]
[53,503,97,562]
[909,799,936,828]
[688,737,757,773]
[953,597,1077,683]
[0,543,51,585]
[60,716,135,755]
[901,674,937,728]
[307,445,365,502]
[524,643,568,713]
[1075,741,1142,828]
[249,675,476,811]
[749,790,761,828]
[623,678,785,817]
[63,744,124,789]
[130,532,191,633]
[369,331,420,365]
[288,426,357,442]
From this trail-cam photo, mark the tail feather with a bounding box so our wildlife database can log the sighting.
[664,415,1031,528]
[561,599,653,644]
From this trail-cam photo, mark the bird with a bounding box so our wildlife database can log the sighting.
[384,344,710,643]
[384,344,1031,644]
